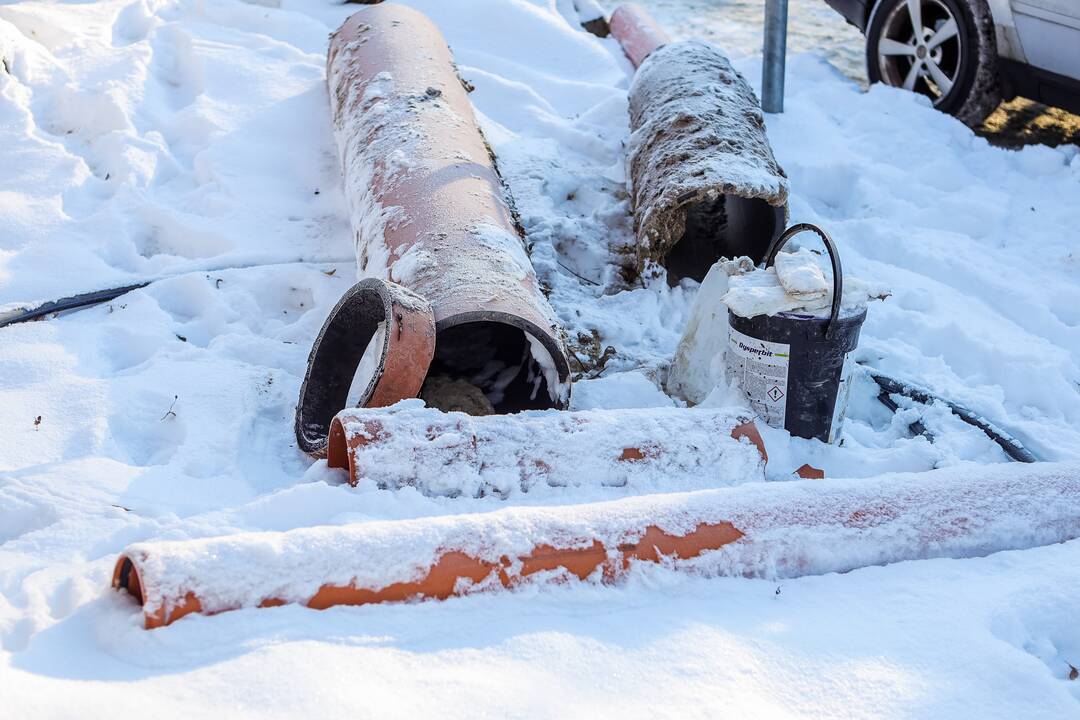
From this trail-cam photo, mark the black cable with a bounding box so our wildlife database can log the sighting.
[0,283,150,328]
[862,366,1038,463]
[0,259,354,329]
[875,389,932,442]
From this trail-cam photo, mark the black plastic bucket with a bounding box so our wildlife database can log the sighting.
[725,223,866,443]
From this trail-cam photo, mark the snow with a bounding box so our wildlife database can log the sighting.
[328,60,402,281]
[344,320,386,408]
[722,257,888,318]
[571,369,675,410]
[2,0,1080,717]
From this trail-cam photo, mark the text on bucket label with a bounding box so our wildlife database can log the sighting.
[726,326,790,428]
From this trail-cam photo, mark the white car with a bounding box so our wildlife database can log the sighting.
[823,0,1080,125]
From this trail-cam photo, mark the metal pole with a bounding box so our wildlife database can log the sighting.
[762,0,789,113]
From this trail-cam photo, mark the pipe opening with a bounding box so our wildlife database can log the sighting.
[296,282,388,453]
[665,195,785,285]
[115,557,144,604]
[422,321,566,414]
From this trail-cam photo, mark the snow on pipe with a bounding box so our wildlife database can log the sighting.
[610,4,790,283]
[298,4,572,454]
[324,404,768,494]
[113,461,1080,628]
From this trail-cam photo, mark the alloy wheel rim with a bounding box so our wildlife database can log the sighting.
[877,0,962,104]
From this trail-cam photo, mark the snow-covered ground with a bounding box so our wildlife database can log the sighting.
[2,0,1080,716]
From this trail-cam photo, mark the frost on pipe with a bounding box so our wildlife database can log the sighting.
[612,5,790,283]
[295,279,436,456]
[324,403,768,495]
[324,4,570,422]
[113,462,1080,628]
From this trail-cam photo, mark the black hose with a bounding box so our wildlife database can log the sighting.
[0,283,151,328]
[0,259,352,329]
[862,366,1038,463]
[875,389,932,441]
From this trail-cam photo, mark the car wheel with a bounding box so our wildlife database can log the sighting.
[866,0,1001,126]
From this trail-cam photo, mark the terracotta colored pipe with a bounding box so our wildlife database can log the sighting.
[609,3,671,68]
[322,4,570,420]
[296,279,436,456]
[113,462,1080,628]
[112,519,744,629]
[325,404,767,492]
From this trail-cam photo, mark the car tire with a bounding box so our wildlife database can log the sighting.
[865,0,1001,126]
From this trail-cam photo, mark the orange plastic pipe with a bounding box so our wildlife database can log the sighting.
[295,279,437,456]
[326,4,570,411]
[113,520,744,629]
[326,405,767,489]
[609,3,671,68]
[113,462,1080,628]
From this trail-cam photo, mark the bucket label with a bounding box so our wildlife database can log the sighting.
[827,353,854,444]
[726,327,790,428]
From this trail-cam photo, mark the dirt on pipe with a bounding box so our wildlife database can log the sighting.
[611,4,789,282]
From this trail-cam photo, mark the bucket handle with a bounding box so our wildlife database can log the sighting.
[764,223,843,339]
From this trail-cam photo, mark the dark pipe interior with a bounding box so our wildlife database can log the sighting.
[665,195,784,285]
[299,287,565,454]
[296,286,385,452]
[424,321,556,413]
[117,557,143,603]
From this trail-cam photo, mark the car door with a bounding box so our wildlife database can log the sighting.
[1011,0,1080,79]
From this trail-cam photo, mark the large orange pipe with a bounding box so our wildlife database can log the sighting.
[113,520,745,629]
[295,279,437,456]
[324,4,570,413]
[298,4,576,455]
[114,462,1080,628]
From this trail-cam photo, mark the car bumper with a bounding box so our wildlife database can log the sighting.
[822,0,870,31]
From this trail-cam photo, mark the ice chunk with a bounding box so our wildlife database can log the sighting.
[668,257,755,403]
[774,247,829,301]
[723,258,888,319]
